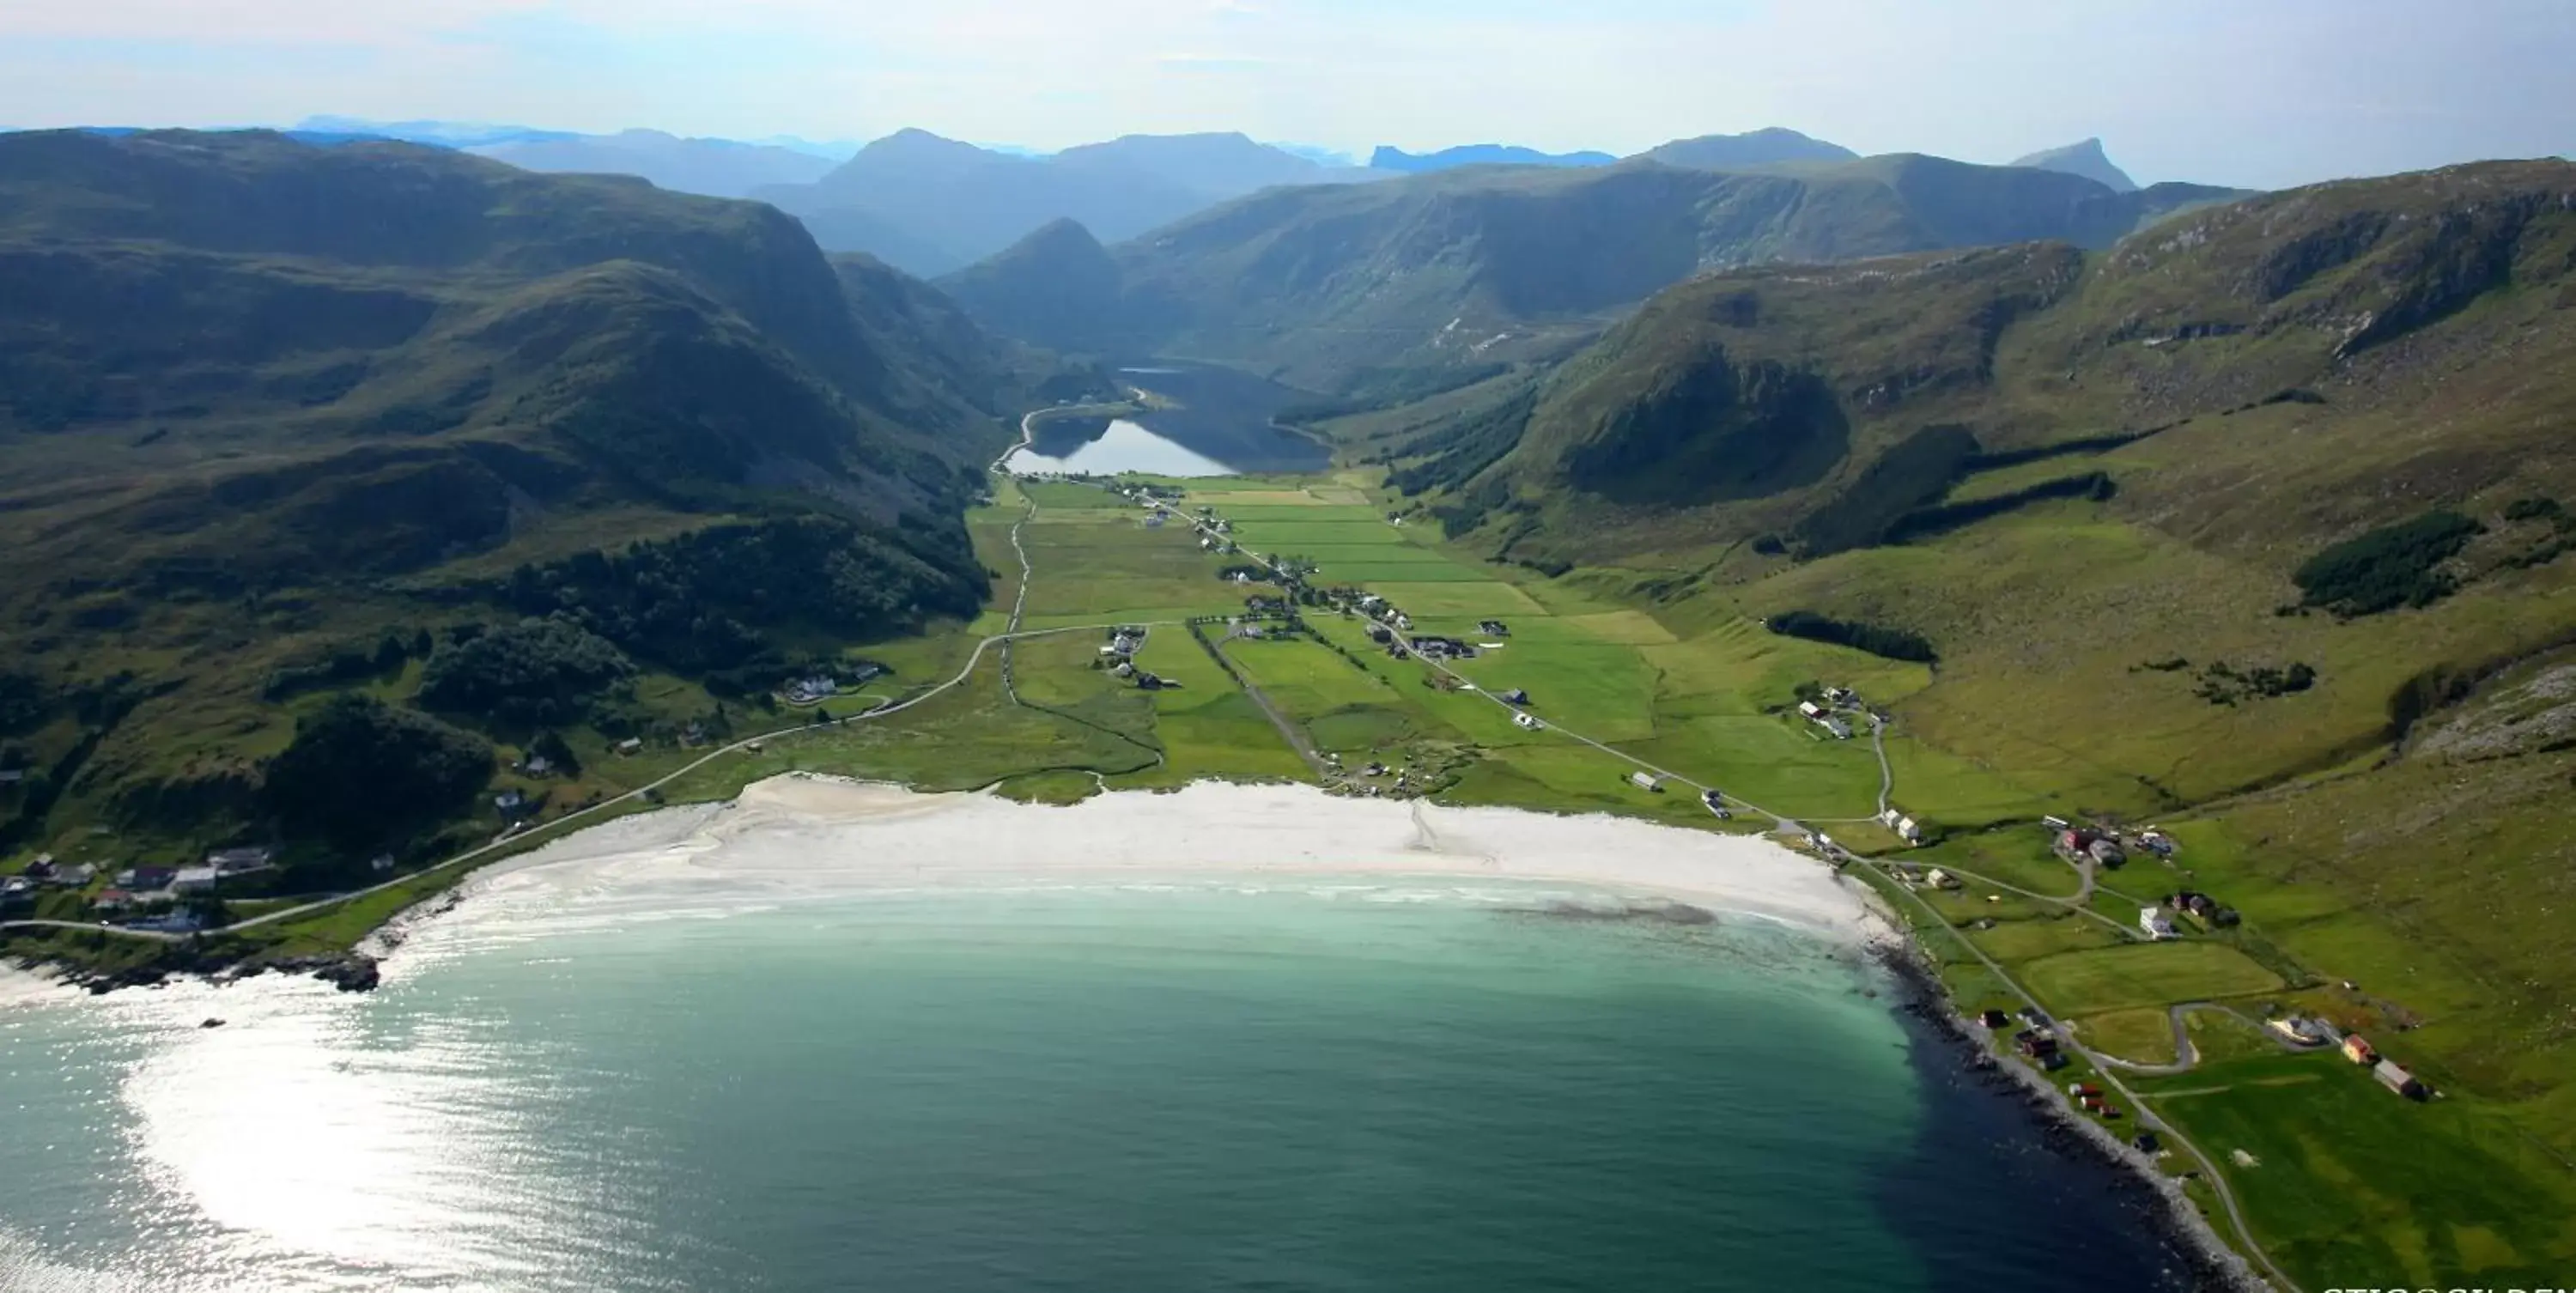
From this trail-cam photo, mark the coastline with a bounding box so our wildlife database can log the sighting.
[1873,941,2268,1293]
[2,774,2264,1288]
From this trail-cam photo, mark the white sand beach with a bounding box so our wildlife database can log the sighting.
[438,778,1887,944]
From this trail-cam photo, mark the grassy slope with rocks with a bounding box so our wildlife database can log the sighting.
[0,129,1042,895]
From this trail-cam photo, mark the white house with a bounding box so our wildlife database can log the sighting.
[171,866,222,895]
[2139,906,2178,939]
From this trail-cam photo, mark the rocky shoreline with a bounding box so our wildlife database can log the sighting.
[1869,940,2269,1293]
[9,944,383,996]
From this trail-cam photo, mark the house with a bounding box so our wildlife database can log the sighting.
[2020,1008,2052,1028]
[2373,1059,2427,1099]
[47,863,97,888]
[2067,1082,2101,1098]
[785,675,840,705]
[369,855,397,874]
[2132,1131,2162,1154]
[1978,1009,2011,1029]
[1798,701,1826,719]
[2342,1035,2379,1065]
[1876,808,1925,844]
[495,790,526,813]
[1701,788,1731,819]
[91,889,133,913]
[1477,620,1510,637]
[617,738,645,756]
[1925,868,1963,890]
[1514,713,1543,731]
[1366,624,1394,644]
[1358,594,1385,610]
[206,847,274,872]
[1112,661,1137,679]
[1628,771,1667,793]
[1393,614,1413,630]
[1824,686,1857,706]
[2169,890,2239,927]
[523,755,553,777]
[2088,837,2127,867]
[2138,906,2178,939]
[1412,636,1474,659]
[2014,1029,2060,1059]
[118,865,177,892]
[1499,688,1530,706]
[2267,1017,2336,1047]
[171,866,222,895]
[1820,715,1854,739]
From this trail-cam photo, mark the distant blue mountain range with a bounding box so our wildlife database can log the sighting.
[1370,143,1618,173]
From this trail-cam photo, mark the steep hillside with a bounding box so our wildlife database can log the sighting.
[942,153,2250,389]
[2010,137,2139,192]
[0,129,1022,870]
[1377,160,2576,564]
[757,129,1365,277]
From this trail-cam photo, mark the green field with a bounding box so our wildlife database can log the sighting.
[2017,941,2286,1016]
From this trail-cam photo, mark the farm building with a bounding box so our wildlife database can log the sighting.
[1477,620,1510,637]
[2342,1035,2379,1065]
[1628,771,1667,792]
[2267,1017,2336,1047]
[1514,713,1543,731]
[1924,868,1963,890]
[2138,907,2178,939]
[1499,688,1529,706]
[2373,1060,2427,1099]
[1877,808,1925,844]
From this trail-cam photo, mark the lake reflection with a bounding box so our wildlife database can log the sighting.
[1006,362,1330,477]
[1010,417,1235,477]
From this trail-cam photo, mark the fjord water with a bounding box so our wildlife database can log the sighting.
[0,884,2189,1292]
[1009,362,1330,476]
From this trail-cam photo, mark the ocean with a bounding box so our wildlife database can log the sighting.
[0,869,2195,1292]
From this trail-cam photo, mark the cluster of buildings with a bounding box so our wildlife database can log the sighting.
[781,664,884,708]
[8,846,285,928]
[2051,823,2129,869]
[1876,807,1927,845]
[1793,686,1866,739]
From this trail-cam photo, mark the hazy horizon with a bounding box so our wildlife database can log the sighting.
[2,0,2572,191]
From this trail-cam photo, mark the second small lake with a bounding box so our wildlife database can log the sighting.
[1007,362,1331,477]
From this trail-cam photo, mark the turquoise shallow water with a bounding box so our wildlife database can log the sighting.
[0,883,2190,1291]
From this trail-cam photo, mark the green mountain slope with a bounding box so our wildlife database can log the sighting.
[939,153,2248,389]
[1328,166,2576,1274]
[0,130,1021,869]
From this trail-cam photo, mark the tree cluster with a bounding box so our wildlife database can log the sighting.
[2293,510,2485,616]
[495,517,986,696]
[419,616,637,725]
[263,693,494,850]
[1766,610,1937,663]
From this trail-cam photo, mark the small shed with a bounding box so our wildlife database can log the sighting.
[2373,1059,2427,1100]
[2342,1035,2378,1065]
[1627,771,1667,793]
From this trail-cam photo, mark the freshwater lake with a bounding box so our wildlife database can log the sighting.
[1006,363,1332,477]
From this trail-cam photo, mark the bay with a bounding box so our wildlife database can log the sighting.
[0,877,2192,1291]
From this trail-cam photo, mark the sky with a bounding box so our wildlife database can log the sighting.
[2,0,2569,189]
